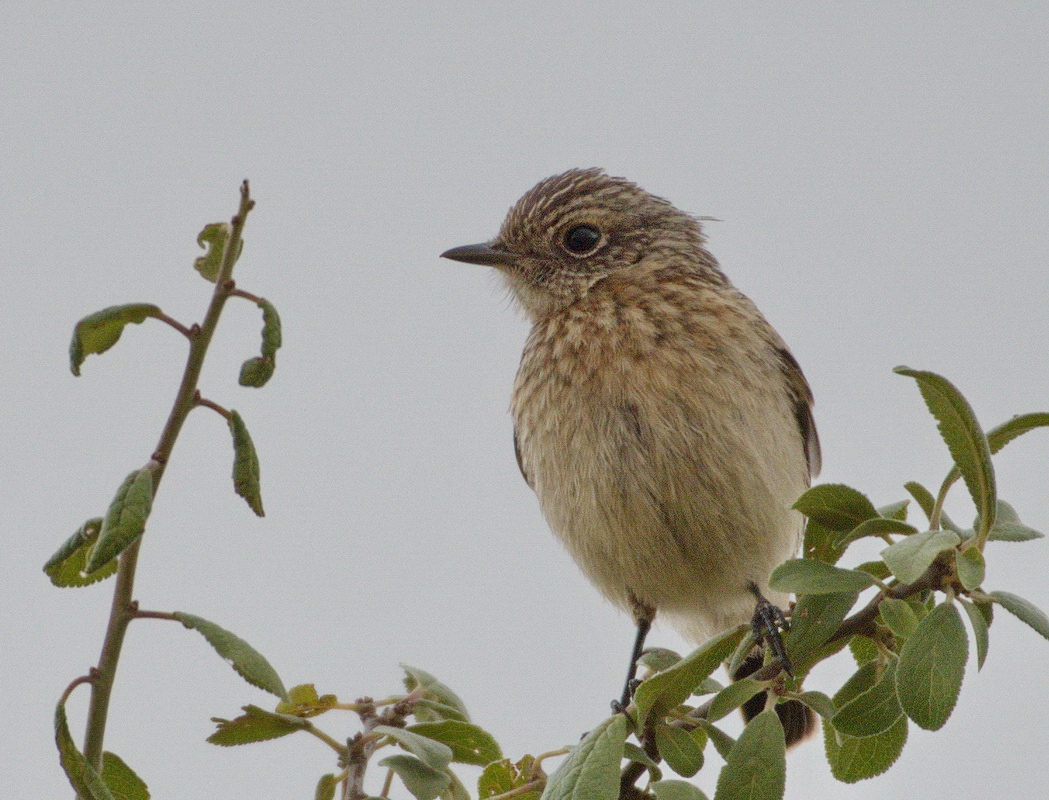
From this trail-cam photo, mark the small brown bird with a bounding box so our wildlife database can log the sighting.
[442,169,820,744]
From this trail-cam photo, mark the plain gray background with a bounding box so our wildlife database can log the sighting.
[4,3,1048,798]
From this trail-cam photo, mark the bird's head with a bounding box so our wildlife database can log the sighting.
[441,168,719,319]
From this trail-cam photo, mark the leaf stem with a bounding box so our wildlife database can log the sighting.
[154,311,194,338]
[59,673,97,707]
[231,287,265,305]
[193,392,232,420]
[80,182,255,772]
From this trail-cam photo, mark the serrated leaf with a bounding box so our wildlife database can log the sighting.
[693,720,735,760]
[86,469,154,572]
[712,710,785,800]
[315,773,338,800]
[402,665,471,722]
[803,518,847,565]
[985,500,1044,542]
[238,299,282,387]
[707,678,768,723]
[407,721,502,766]
[101,752,150,800]
[622,741,660,771]
[880,529,960,584]
[849,636,879,666]
[793,484,878,532]
[652,779,709,800]
[877,500,910,521]
[823,714,908,783]
[195,222,232,282]
[259,299,282,356]
[896,601,967,730]
[539,715,627,800]
[894,367,996,542]
[692,677,725,696]
[239,356,276,388]
[957,547,985,591]
[634,626,747,727]
[834,517,917,549]
[792,690,835,719]
[769,559,875,595]
[959,599,990,670]
[379,754,451,800]
[784,591,858,673]
[374,724,454,771]
[990,591,1049,641]
[276,683,337,717]
[904,481,962,532]
[835,662,879,707]
[654,724,705,777]
[174,613,287,699]
[44,517,118,587]
[638,647,682,673]
[854,560,891,580]
[879,598,919,639]
[69,303,162,376]
[55,702,115,800]
[832,660,902,737]
[227,410,264,516]
[207,705,307,746]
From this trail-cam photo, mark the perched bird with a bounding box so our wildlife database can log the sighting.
[442,168,820,744]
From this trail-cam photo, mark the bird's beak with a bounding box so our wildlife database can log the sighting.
[440,241,518,268]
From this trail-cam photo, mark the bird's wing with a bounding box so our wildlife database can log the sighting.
[776,347,821,479]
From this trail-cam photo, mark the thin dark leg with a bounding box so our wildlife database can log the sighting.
[613,608,654,712]
[747,581,794,676]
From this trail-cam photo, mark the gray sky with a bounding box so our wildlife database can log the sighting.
[4,3,1048,798]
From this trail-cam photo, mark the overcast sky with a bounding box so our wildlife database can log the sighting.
[4,3,1049,799]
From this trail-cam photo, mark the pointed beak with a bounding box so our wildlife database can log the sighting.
[440,241,518,268]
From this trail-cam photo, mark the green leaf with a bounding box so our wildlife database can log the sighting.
[207,705,307,745]
[692,720,735,760]
[315,774,338,800]
[835,662,879,706]
[101,752,150,800]
[894,367,996,541]
[956,547,985,591]
[959,599,990,670]
[238,298,281,387]
[784,591,858,672]
[792,690,835,719]
[712,710,785,800]
[69,303,163,376]
[896,601,967,730]
[478,758,541,800]
[378,754,451,800]
[374,724,454,771]
[654,724,705,777]
[831,660,902,738]
[441,769,471,800]
[622,741,661,771]
[904,481,961,532]
[803,518,847,565]
[239,356,276,388]
[692,677,725,696]
[823,714,908,783]
[880,529,960,584]
[878,598,919,639]
[539,715,627,800]
[402,665,471,722]
[849,636,879,666]
[707,679,768,723]
[638,647,683,673]
[44,517,118,587]
[276,683,337,716]
[985,500,1044,542]
[652,779,709,800]
[834,517,917,549]
[86,469,154,572]
[407,721,502,766]
[877,500,910,521]
[227,410,264,516]
[854,560,892,580]
[768,559,875,595]
[990,591,1049,641]
[194,222,235,282]
[55,702,115,800]
[634,626,747,727]
[793,484,878,532]
[173,613,288,699]
[726,629,758,679]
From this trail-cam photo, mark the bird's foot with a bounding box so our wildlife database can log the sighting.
[748,581,794,677]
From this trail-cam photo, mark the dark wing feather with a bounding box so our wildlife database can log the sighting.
[513,427,533,488]
[777,348,821,479]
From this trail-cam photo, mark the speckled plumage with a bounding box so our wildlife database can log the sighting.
[450,168,820,644]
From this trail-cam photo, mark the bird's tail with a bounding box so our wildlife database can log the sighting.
[733,652,817,748]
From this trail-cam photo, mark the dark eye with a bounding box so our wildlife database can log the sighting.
[563,224,602,255]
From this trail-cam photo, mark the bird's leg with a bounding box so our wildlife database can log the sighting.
[613,597,656,712]
[747,581,794,677]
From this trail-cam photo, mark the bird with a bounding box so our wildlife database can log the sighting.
[441,168,821,745]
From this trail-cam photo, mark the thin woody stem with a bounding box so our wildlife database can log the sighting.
[80,182,255,773]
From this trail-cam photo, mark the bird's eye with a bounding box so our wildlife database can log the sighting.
[562,224,602,255]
